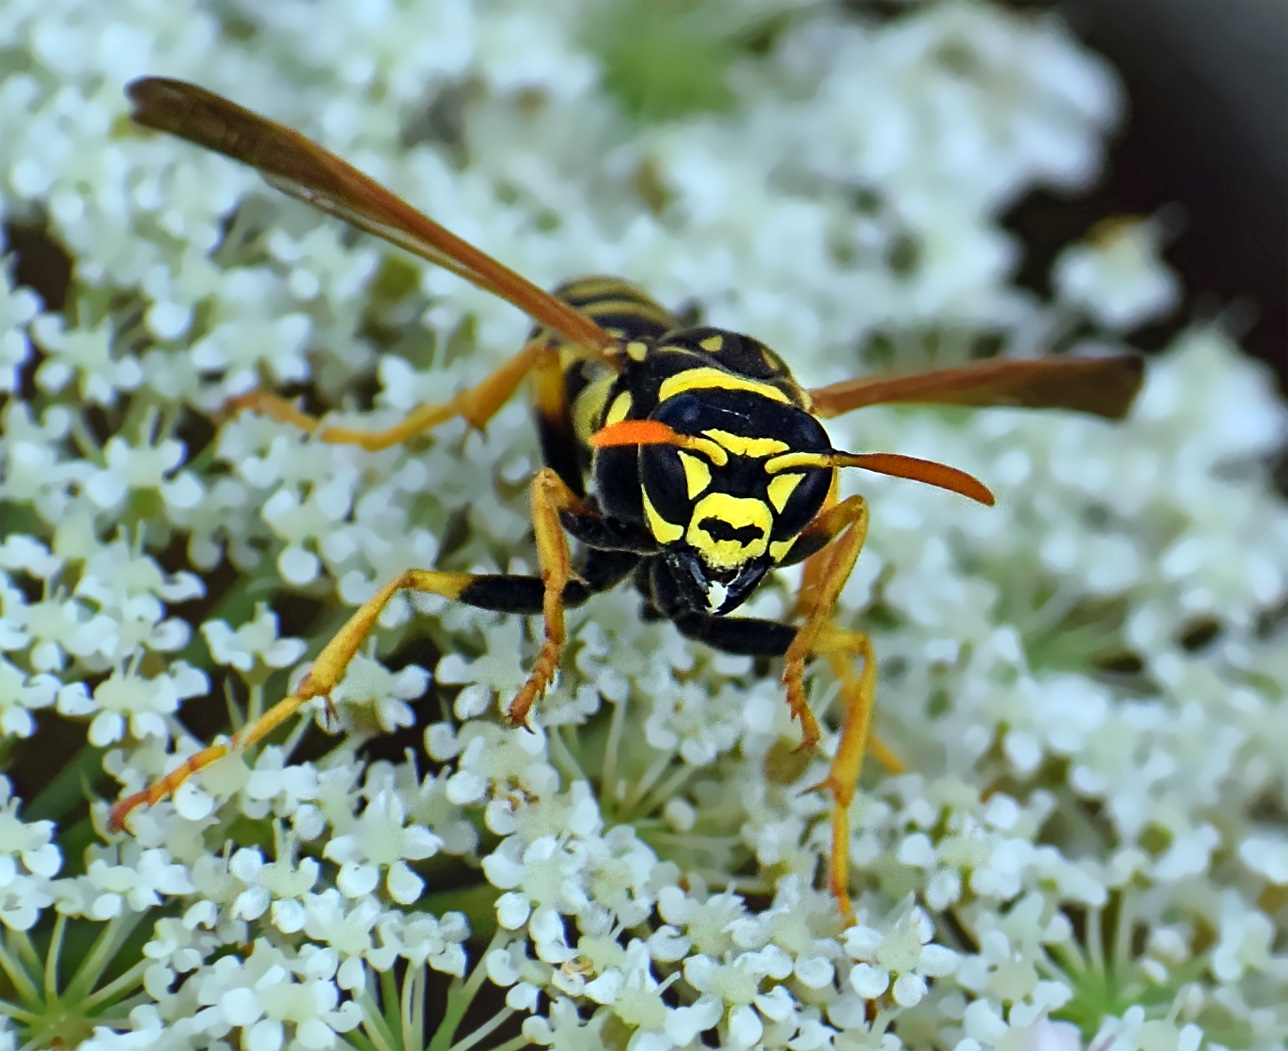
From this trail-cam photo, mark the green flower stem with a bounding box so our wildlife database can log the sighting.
[547,724,588,786]
[449,1005,513,1051]
[483,1036,530,1051]
[10,932,40,976]
[360,963,398,1051]
[403,964,425,1051]
[634,760,698,819]
[620,746,679,814]
[80,955,152,1013]
[42,913,65,999]
[68,411,104,461]
[427,929,505,1051]
[64,913,141,1003]
[348,984,395,1051]
[0,996,38,1026]
[0,934,39,1002]
[599,694,629,801]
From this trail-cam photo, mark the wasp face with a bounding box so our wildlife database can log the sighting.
[639,388,834,615]
[664,547,773,615]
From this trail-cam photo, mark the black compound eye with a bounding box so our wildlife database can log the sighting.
[770,467,832,539]
[775,403,831,454]
[653,392,712,432]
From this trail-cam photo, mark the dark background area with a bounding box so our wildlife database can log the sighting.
[1034,0,1286,391]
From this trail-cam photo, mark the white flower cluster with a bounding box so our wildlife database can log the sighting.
[1,0,1285,1049]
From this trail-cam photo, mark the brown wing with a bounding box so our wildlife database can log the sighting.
[126,77,616,356]
[809,355,1144,420]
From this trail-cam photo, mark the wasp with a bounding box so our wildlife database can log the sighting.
[108,77,1143,915]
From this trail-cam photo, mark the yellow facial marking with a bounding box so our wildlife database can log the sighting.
[605,391,633,426]
[765,451,834,474]
[770,539,795,562]
[642,489,684,544]
[683,435,728,466]
[678,451,712,499]
[685,493,772,570]
[701,429,790,459]
[699,334,724,352]
[626,341,649,362]
[767,471,805,513]
[657,367,791,405]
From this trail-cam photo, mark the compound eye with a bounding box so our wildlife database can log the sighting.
[771,466,831,539]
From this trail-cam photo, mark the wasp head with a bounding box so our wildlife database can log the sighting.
[637,388,834,615]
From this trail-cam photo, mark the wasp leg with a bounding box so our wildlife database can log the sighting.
[800,622,878,917]
[227,338,564,452]
[782,495,886,916]
[669,608,863,913]
[108,489,640,833]
[674,496,890,916]
[505,467,588,728]
[108,566,478,832]
[765,495,867,754]
[779,495,902,776]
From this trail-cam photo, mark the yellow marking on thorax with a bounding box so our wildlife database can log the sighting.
[657,367,791,405]
[626,341,649,362]
[605,391,633,426]
[571,374,617,446]
[699,334,724,352]
[558,275,628,298]
[678,451,712,499]
[643,489,684,544]
[701,429,789,459]
[767,471,805,512]
[586,296,667,316]
[686,493,772,569]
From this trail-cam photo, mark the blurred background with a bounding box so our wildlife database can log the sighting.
[1022,0,1286,392]
[7,2,1284,387]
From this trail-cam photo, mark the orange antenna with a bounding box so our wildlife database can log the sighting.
[590,420,729,464]
[766,450,994,505]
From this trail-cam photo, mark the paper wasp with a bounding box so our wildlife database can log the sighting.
[108,77,1143,915]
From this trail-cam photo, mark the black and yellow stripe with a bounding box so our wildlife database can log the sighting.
[532,276,678,495]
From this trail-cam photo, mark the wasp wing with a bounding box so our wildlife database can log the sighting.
[127,77,616,356]
[809,355,1143,420]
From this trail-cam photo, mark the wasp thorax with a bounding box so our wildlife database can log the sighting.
[639,388,834,614]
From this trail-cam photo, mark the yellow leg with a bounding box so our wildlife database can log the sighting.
[226,339,559,452]
[108,567,477,832]
[781,497,868,754]
[809,624,878,917]
[109,466,590,832]
[503,467,588,728]
[778,495,883,918]
[790,491,901,771]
